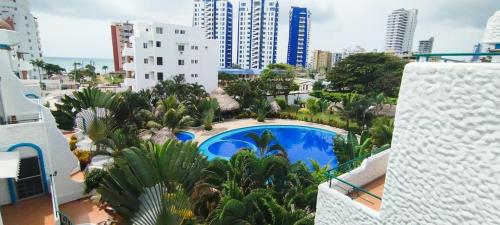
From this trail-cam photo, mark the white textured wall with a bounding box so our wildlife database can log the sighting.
[315,63,500,225]
[0,29,84,205]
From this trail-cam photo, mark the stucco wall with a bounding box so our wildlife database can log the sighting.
[0,29,84,205]
[315,63,500,224]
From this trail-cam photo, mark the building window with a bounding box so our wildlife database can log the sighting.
[145,73,149,79]
[156,57,163,65]
[157,72,164,81]
[178,60,185,66]
[178,45,185,51]
[155,27,163,34]
[180,30,186,34]
[175,29,179,34]
[144,58,149,64]
[179,74,185,80]
[156,41,161,47]
[143,43,148,49]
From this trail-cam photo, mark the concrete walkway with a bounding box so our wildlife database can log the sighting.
[187,119,348,145]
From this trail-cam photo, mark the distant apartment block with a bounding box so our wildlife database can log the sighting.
[385,8,418,54]
[418,37,434,53]
[0,0,42,79]
[237,0,279,69]
[311,50,332,71]
[110,21,134,72]
[122,22,218,92]
[193,0,233,68]
[287,7,311,68]
[342,46,366,58]
[332,52,343,65]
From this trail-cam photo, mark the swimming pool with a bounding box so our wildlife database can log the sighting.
[175,131,195,142]
[199,125,338,168]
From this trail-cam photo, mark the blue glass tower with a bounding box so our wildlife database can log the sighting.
[287,7,310,68]
[193,0,233,68]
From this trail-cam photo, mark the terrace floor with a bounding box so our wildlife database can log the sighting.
[348,175,386,211]
[1,195,111,225]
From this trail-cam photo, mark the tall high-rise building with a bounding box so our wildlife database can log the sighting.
[237,0,279,69]
[385,8,418,54]
[418,37,434,53]
[311,50,332,71]
[110,21,134,72]
[193,0,233,68]
[287,7,311,68]
[0,0,42,79]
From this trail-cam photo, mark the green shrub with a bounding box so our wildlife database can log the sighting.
[275,97,288,110]
[74,149,92,171]
[69,135,78,151]
[84,168,107,193]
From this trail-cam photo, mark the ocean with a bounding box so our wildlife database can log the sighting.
[44,57,114,74]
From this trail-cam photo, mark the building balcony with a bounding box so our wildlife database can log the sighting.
[18,60,33,72]
[319,148,389,213]
[123,77,135,87]
[122,62,135,71]
[122,47,134,57]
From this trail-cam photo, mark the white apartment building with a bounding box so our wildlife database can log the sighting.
[0,0,42,79]
[0,25,83,225]
[193,0,233,68]
[237,0,279,69]
[385,8,418,55]
[122,22,218,92]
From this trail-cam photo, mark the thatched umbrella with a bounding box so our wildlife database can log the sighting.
[210,87,240,112]
[270,99,281,113]
[139,127,177,144]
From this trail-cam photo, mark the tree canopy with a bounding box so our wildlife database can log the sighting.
[326,53,407,97]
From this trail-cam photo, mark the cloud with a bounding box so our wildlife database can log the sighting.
[425,0,498,29]
[30,0,498,61]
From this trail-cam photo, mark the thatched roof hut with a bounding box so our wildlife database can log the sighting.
[211,87,240,112]
[139,127,176,144]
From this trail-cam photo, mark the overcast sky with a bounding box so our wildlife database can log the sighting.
[31,0,498,62]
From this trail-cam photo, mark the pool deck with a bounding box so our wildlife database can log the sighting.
[187,119,348,145]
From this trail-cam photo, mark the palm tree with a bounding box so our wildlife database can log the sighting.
[207,188,314,225]
[334,93,357,130]
[156,95,192,131]
[30,59,45,82]
[250,99,271,122]
[97,140,208,225]
[370,117,394,147]
[245,130,287,159]
[309,159,331,185]
[201,97,219,130]
[333,131,373,172]
[86,116,116,152]
[102,65,108,74]
[194,150,316,224]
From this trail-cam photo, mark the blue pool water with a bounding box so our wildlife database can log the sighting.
[199,125,338,168]
[175,131,195,142]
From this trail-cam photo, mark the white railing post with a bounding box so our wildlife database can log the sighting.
[49,172,60,225]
